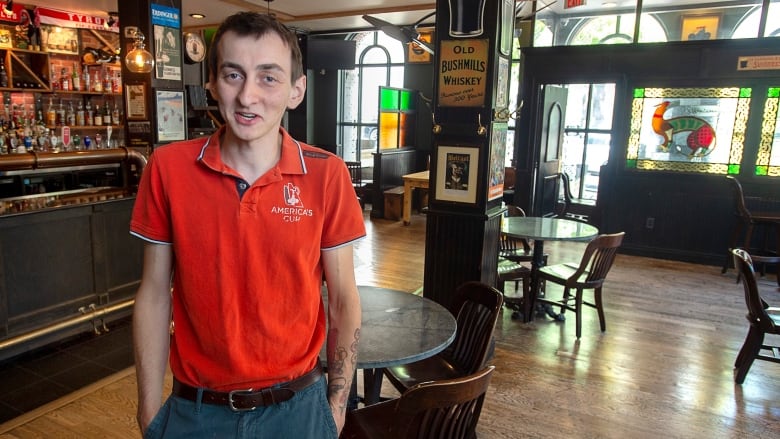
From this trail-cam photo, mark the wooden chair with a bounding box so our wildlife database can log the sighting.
[345,161,368,209]
[559,172,595,223]
[535,232,625,339]
[383,282,503,394]
[721,176,780,280]
[342,366,495,439]
[498,205,547,316]
[731,248,780,384]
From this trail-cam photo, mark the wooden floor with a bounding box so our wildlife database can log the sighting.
[2,210,779,438]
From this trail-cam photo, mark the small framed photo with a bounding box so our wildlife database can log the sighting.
[681,15,720,41]
[155,90,185,142]
[125,84,148,120]
[435,145,479,205]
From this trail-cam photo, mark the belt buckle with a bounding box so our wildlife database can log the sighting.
[228,388,257,412]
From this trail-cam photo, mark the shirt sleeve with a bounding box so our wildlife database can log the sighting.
[130,152,173,244]
[320,160,366,250]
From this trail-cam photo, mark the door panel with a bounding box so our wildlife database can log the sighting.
[533,85,567,217]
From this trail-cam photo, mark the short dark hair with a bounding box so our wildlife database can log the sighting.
[208,12,304,82]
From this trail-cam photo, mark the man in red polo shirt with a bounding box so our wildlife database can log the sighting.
[131,12,365,438]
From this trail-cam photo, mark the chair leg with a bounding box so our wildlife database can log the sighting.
[723,221,743,274]
[560,287,571,315]
[594,287,606,332]
[734,325,764,384]
[575,288,583,339]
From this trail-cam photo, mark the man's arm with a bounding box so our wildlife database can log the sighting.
[133,243,174,434]
[322,244,361,434]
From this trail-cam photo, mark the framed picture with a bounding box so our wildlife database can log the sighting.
[681,15,720,41]
[125,84,148,120]
[40,25,79,54]
[407,30,433,63]
[435,145,479,205]
[155,90,186,142]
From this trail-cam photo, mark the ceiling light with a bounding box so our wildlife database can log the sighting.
[125,30,154,73]
[190,13,205,19]
[3,1,13,15]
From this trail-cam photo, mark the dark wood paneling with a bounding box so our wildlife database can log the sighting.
[370,149,420,218]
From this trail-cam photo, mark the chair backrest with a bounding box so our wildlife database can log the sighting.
[559,172,575,205]
[726,176,751,219]
[392,366,495,439]
[345,161,362,187]
[732,248,777,332]
[566,232,625,287]
[446,282,504,375]
[505,204,526,218]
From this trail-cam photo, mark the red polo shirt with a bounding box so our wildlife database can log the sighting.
[130,127,366,391]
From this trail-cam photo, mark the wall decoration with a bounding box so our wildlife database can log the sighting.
[377,86,417,150]
[438,39,488,107]
[488,123,507,201]
[155,90,185,142]
[435,145,479,204]
[447,0,486,37]
[626,87,752,175]
[755,87,780,177]
[681,15,720,41]
[407,31,433,63]
[125,84,148,120]
[40,25,78,54]
[499,0,514,55]
[151,3,182,81]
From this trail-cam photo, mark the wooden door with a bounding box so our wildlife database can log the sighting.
[532,85,567,217]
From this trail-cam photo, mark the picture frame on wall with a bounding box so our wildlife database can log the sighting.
[125,84,148,120]
[155,90,186,142]
[681,15,720,41]
[435,145,479,205]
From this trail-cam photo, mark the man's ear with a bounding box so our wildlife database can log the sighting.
[205,81,218,101]
[287,75,307,110]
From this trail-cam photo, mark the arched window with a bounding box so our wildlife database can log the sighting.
[568,14,667,45]
[339,32,405,164]
[733,3,780,38]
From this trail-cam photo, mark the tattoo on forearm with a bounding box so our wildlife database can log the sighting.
[327,327,361,413]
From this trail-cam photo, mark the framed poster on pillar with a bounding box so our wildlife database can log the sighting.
[435,145,480,205]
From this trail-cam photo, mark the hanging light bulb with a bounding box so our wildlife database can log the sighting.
[124,30,154,73]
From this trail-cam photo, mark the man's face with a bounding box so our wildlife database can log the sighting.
[209,31,306,146]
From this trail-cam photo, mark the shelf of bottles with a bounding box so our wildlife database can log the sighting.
[0,55,125,154]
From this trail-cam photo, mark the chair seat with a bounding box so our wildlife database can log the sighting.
[538,262,588,283]
[384,354,463,392]
[343,399,399,438]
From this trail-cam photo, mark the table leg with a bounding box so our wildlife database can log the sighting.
[523,241,545,323]
[362,368,385,406]
[403,182,413,225]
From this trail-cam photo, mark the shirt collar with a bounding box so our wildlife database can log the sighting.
[197,127,307,176]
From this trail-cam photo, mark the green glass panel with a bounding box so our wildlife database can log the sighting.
[727,164,740,175]
[633,88,645,98]
[626,159,637,169]
[739,88,751,98]
[755,166,768,176]
[400,90,412,111]
[380,88,400,111]
[768,87,780,98]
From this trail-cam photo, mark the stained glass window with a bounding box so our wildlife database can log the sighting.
[626,87,751,174]
[377,86,416,150]
[756,87,780,176]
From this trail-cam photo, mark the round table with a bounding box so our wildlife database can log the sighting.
[502,217,599,322]
[321,285,456,406]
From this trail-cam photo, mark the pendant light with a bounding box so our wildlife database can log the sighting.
[124,30,154,73]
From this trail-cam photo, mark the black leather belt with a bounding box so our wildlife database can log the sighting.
[172,364,323,411]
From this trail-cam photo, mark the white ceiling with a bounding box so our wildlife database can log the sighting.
[28,0,743,34]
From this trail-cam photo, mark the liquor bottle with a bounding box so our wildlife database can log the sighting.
[83,67,91,92]
[51,64,60,91]
[71,64,80,91]
[93,71,102,92]
[0,60,7,88]
[104,101,112,125]
[76,101,85,126]
[112,71,121,93]
[85,100,93,126]
[102,70,112,92]
[46,97,56,126]
[112,102,120,125]
[94,103,102,126]
[56,100,65,126]
[60,68,70,91]
[66,101,75,126]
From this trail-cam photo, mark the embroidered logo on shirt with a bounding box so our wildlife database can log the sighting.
[284,182,303,207]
